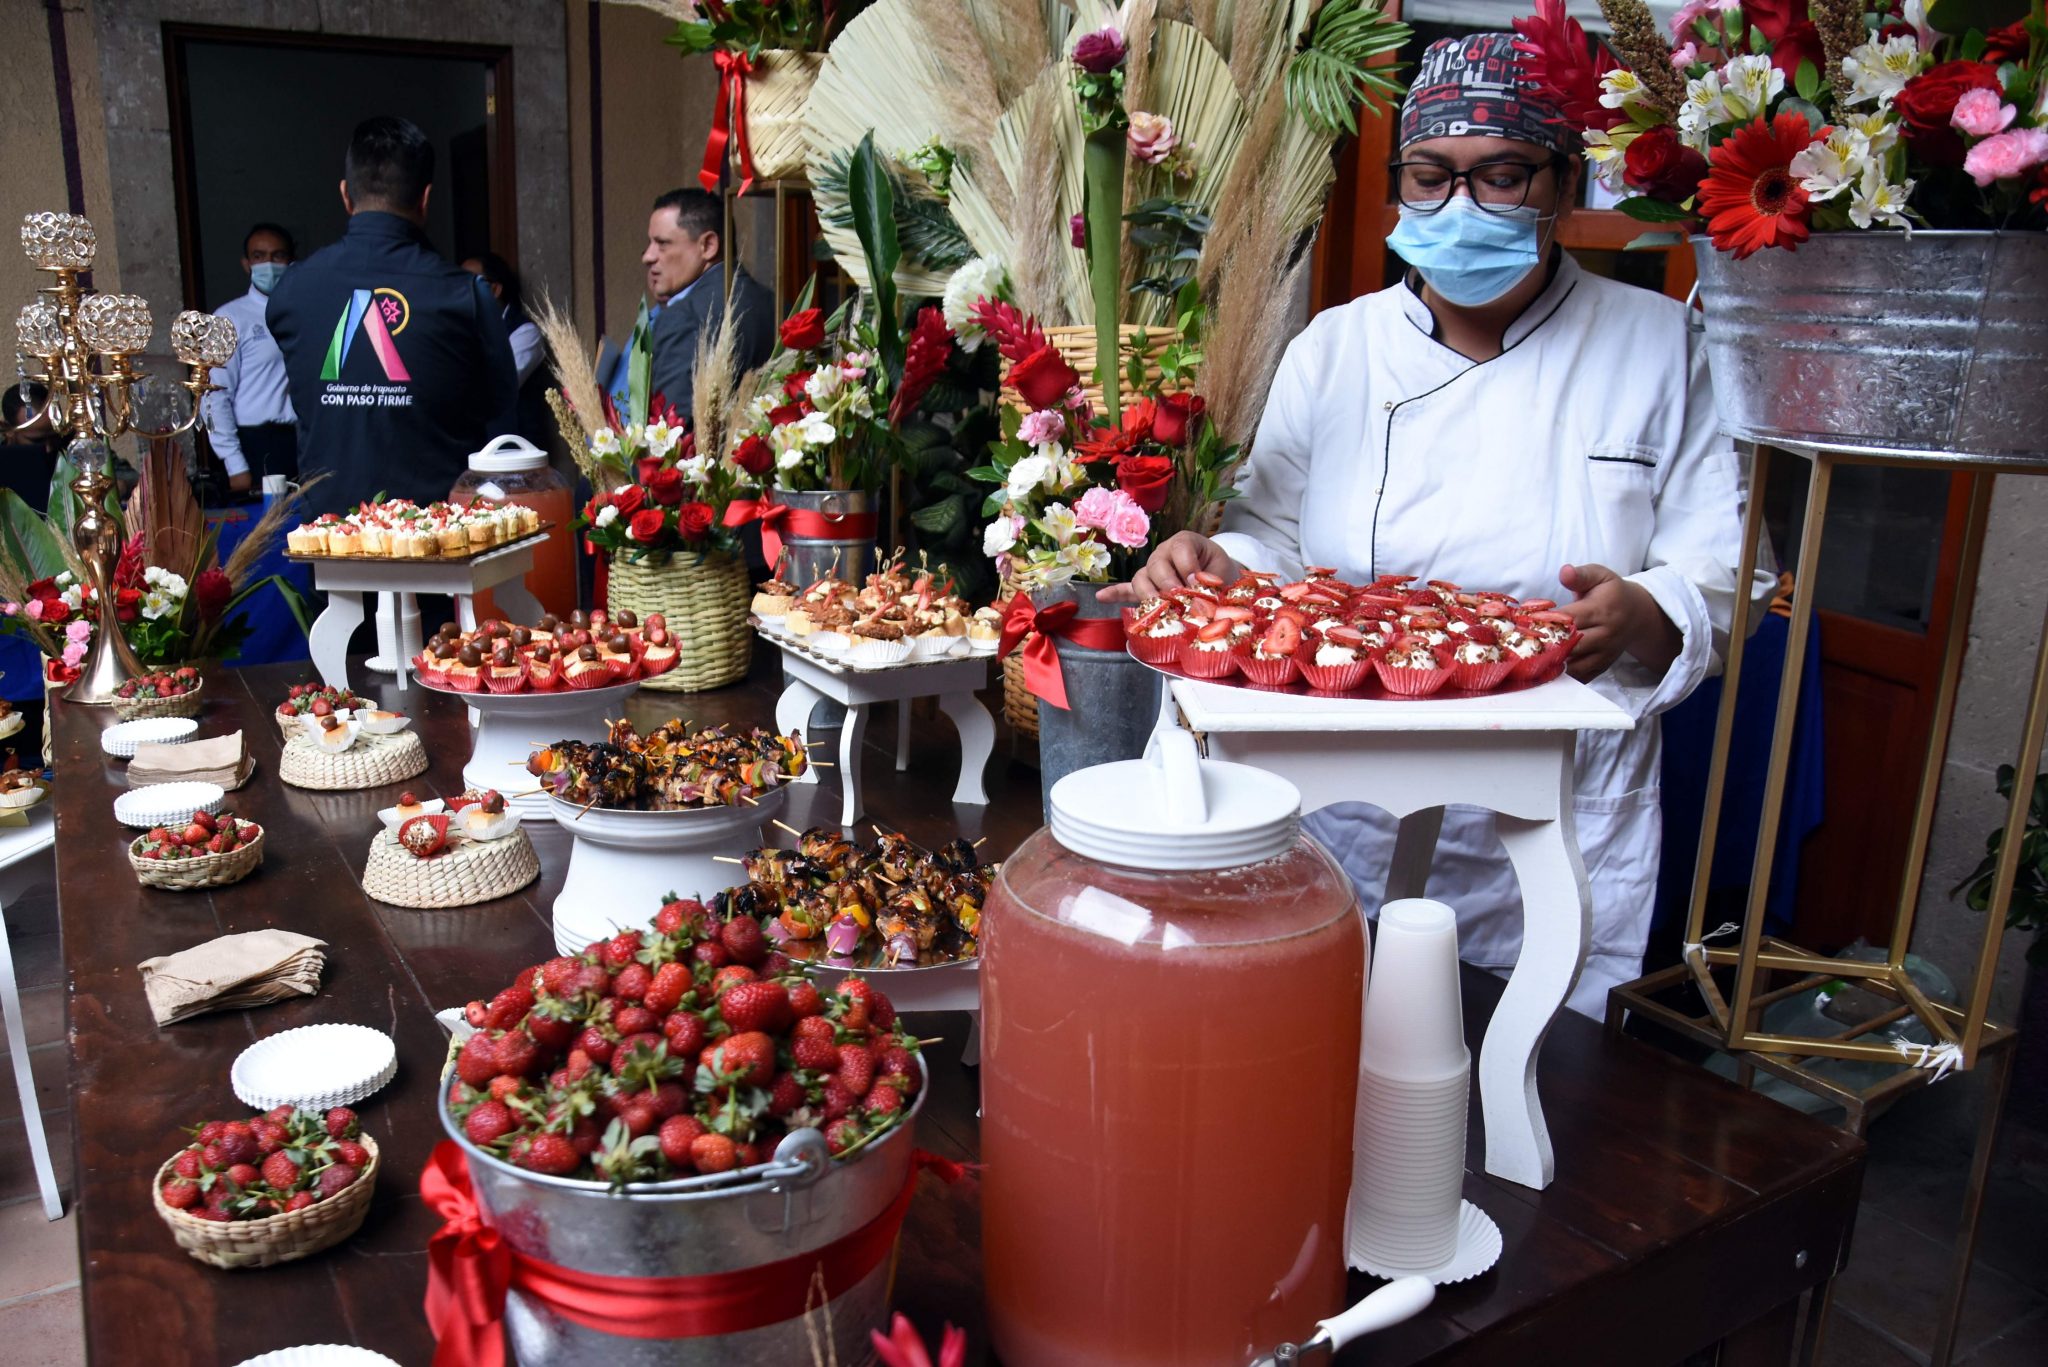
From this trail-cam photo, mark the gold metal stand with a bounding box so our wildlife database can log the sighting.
[1612,438,2048,1366]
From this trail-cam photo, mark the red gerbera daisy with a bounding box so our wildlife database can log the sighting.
[1697,113,1817,259]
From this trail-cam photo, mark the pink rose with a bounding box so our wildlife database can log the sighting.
[61,641,85,668]
[1964,127,2048,187]
[1127,112,1178,165]
[23,599,43,621]
[1073,486,1151,549]
[65,619,90,643]
[1670,42,1698,69]
[1951,88,2017,138]
[1017,409,1067,447]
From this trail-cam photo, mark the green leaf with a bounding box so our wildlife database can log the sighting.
[0,489,68,582]
[1780,97,1826,133]
[1623,230,1690,250]
[1795,59,1821,104]
[1615,196,1699,224]
[910,496,966,538]
[1928,0,2032,36]
[846,132,903,384]
[1962,30,1988,63]
[965,465,1004,485]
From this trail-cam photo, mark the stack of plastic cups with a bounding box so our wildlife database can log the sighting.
[1347,898,1469,1276]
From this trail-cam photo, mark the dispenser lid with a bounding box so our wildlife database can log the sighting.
[468,434,548,473]
[1048,729,1300,871]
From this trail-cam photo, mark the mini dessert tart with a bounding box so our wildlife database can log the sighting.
[1513,611,1577,681]
[484,644,528,694]
[0,769,44,809]
[751,578,798,619]
[847,618,914,666]
[1239,616,1304,688]
[445,644,486,693]
[637,624,679,676]
[324,523,362,556]
[966,606,1003,651]
[459,790,520,841]
[524,644,562,691]
[396,812,452,858]
[1178,619,1243,680]
[1451,636,1515,692]
[562,643,613,690]
[393,790,433,823]
[357,708,411,734]
[1374,635,1454,697]
[1298,627,1372,692]
[784,604,817,636]
[1123,601,1187,666]
[311,714,361,753]
[594,632,637,681]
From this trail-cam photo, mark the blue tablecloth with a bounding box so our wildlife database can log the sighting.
[207,495,313,667]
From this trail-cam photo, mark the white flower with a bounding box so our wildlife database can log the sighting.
[846,384,875,421]
[1848,166,1914,229]
[1599,68,1648,110]
[675,452,710,483]
[594,504,619,528]
[1677,72,1730,151]
[1842,36,1927,109]
[804,366,845,407]
[775,445,807,472]
[1581,128,1634,190]
[140,590,174,621]
[589,428,621,458]
[1790,128,1872,203]
[1718,55,1784,122]
[982,516,1018,558]
[796,411,837,448]
[1067,538,1112,578]
[1038,502,1079,545]
[59,586,83,610]
[1839,110,1901,156]
[941,256,1008,351]
[643,419,680,458]
[746,393,778,424]
[1005,454,1053,501]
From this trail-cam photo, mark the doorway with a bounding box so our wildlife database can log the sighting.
[163,24,517,312]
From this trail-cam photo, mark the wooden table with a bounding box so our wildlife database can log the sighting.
[53,659,1864,1366]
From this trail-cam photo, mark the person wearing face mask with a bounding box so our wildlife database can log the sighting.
[205,222,300,494]
[1109,32,1763,1017]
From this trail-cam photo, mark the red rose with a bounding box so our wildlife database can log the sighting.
[114,587,143,624]
[634,456,663,486]
[676,502,714,540]
[24,578,54,601]
[1116,455,1175,513]
[1894,61,2004,167]
[782,370,813,401]
[768,402,808,428]
[1984,21,2031,64]
[1622,125,1709,204]
[1151,393,1203,446]
[1010,345,1081,411]
[611,484,647,517]
[731,434,773,476]
[1072,27,1127,74]
[779,308,826,352]
[627,508,668,544]
[42,598,69,626]
[583,494,605,522]
[648,468,685,506]
[194,567,233,623]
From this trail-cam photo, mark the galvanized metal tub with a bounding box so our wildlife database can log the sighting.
[1690,232,2048,462]
[1031,581,1162,815]
[772,486,875,586]
[437,1075,923,1366]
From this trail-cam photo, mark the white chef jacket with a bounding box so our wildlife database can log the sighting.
[1214,254,1764,1017]
[504,306,544,385]
[205,282,296,477]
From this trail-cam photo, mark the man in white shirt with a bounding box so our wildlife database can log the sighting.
[205,223,299,493]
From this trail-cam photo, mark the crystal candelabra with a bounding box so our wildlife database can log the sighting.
[10,211,238,705]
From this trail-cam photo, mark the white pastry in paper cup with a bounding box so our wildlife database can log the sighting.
[0,711,24,741]
[231,1346,403,1367]
[377,796,446,832]
[456,804,523,842]
[355,709,412,735]
[101,716,199,760]
[113,780,225,829]
[302,715,364,752]
[809,630,852,655]
[232,1023,398,1113]
[846,635,914,666]
[0,781,47,809]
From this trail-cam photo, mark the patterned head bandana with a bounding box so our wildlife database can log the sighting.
[1397,33,1572,154]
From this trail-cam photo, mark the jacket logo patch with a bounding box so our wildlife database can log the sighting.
[320,287,412,382]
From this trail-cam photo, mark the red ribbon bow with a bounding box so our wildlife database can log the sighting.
[699,49,758,196]
[421,1141,961,1367]
[996,592,1131,711]
[723,499,878,568]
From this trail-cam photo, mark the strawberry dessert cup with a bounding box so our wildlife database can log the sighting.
[1451,636,1515,692]
[1374,637,1454,697]
[1297,627,1373,692]
[1123,602,1189,666]
[1178,621,1243,680]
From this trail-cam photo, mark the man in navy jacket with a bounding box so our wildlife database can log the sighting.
[268,116,516,516]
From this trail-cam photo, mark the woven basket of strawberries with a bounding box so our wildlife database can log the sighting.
[112,666,205,720]
[130,810,263,890]
[274,683,368,740]
[153,1105,378,1269]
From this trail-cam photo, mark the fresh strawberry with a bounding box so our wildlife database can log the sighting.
[225,1162,263,1188]
[479,986,535,1032]
[767,1073,807,1117]
[183,822,211,846]
[260,1151,301,1190]
[160,1178,200,1209]
[658,1115,706,1166]
[284,1191,318,1212]
[491,1030,540,1079]
[710,965,758,997]
[864,1083,904,1120]
[820,1078,856,1120]
[315,1163,360,1198]
[835,1050,876,1098]
[644,962,692,1016]
[200,1142,229,1169]
[216,1123,259,1166]
[834,979,874,1031]
[869,991,896,1032]
[652,900,689,935]
[323,1106,359,1140]
[1190,570,1225,588]
[792,1036,841,1072]
[759,951,794,979]
[617,1095,660,1138]
[537,956,583,995]
[464,1100,518,1147]
[574,1026,616,1066]
[661,1012,707,1057]
[191,810,217,834]
[488,1075,525,1102]
[601,930,644,970]
[705,1031,776,1088]
[335,1140,371,1169]
[1195,618,1235,643]
[719,981,791,1034]
[824,1118,864,1155]
[689,940,731,971]
[509,1133,581,1176]
[734,1141,765,1168]
[1260,616,1302,655]
[610,962,653,1002]
[794,1015,837,1044]
[650,1080,691,1119]
[525,1001,580,1053]
[719,916,767,966]
[787,982,825,1018]
[173,1149,204,1180]
[456,1032,503,1087]
[688,1132,738,1173]
[611,1005,657,1038]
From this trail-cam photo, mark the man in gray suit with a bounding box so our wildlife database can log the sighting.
[643,188,775,420]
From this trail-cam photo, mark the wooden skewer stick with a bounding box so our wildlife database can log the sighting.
[712,855,745,865]
[972,837,988,848]
[773,819,804,838]
[916,1037,946,1048]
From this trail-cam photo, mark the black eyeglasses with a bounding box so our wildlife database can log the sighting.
[1390,159,1559,215]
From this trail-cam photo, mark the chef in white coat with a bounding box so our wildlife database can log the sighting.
[1112,33,1763,1016]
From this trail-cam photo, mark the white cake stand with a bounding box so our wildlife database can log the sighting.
[414,676,642,820]
[547,787,788,954]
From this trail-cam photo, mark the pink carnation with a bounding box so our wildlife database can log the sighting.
[1670,42,1698,70]
[1951,88,2017,138]
[1668,0,1740,37]
[1072,486,1151,549]
[1963,126,2048,187]
[65,619,91,643]
[1018,409,1067,447]
[61,641,85,668]
[23,598,43,621]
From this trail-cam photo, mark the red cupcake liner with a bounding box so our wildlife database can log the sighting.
[640,649,678,677]
[562,663,613,690]
[1238,652,1301,688]
[1453,657,1516,692]
[1177,641,1242,680]
[484,666,528,694]
[1127,631,1186,666]
[1374,658,1454,697]
[1298,659,1371,692]
[599,653,636,682]
[526,659,562,691]
[443,669,484,694]
[1511,636,1574,682]
[411,654,447,688]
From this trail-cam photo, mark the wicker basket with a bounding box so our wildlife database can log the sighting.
[130,824,264,891]
[607,550,753,692]
[153,1134,379,1269]
[274,701,367,743]
[113,680,204,721]
[280,731,429,791]
[1001,323,1193,418]
[361,827,541,909]
[742,49,824,183]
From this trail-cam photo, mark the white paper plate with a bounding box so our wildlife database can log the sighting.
[231,1347,402,1367]
[0,712,24,741]
[112,781,225,829]
[354,709,412,735]
[232,1024,397,1113]
[101,717,199,760]
[377,796,447,832]
[1354,1199,1502,1285]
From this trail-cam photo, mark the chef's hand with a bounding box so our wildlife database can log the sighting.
[1097,532,1243,605]
[1558,563,1681,681]
[228,470,254,495]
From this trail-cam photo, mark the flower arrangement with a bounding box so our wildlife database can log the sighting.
[573,396,754,563]
[730,303,902,493]
[1513,0,2048,257]
[660,0,865,58]
[967,282,1240,591]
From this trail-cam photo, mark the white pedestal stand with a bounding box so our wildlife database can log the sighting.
[416,675,641,821]
[1162,673,1633,1191]
[363,593,424,676]
[767,640,995,829]
[294,536,546,693]
[548,790,785,955]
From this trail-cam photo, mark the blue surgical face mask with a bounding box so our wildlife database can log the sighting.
[250,261,287,295]
[1386,197,1548,308]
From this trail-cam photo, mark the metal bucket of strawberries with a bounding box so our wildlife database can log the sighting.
[436,900,933,1366]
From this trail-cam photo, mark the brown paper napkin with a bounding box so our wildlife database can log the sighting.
[129,730,252,790]
[137,928,327,1026]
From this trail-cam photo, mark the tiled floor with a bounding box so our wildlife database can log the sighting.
[5,837,2046,1365]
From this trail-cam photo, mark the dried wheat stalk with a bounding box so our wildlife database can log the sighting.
[691,311,741,465]
[1597,0,1685,116]
[221,471,330,590]
[532,291,606,444]
[1812,0,1865,106]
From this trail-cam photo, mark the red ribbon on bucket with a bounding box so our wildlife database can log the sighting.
[422,1141,965,1367]
[996,592,1130,711]
[698,49,758,196]
[722,498,878,569]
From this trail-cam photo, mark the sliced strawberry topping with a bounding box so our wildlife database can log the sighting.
[1196,619,1235,643]
[1519,598,1556,612]
[1327,625,1367,649]
[1213,604,1254,623]
[1260,616,1302,656]
[1189,570,1226,589]
[1528,609,1574,625]
[1131,602,1171,633]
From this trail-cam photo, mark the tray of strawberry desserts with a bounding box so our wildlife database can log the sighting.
[1124,570,1580,701]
